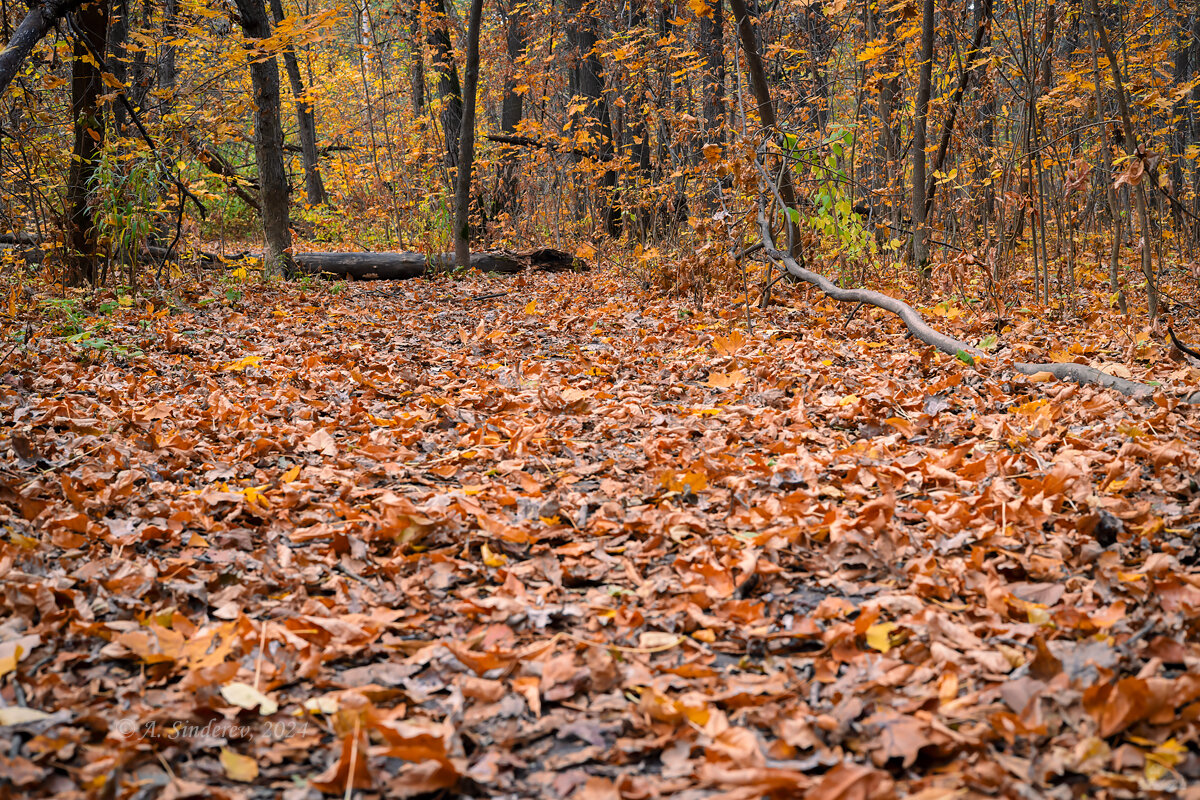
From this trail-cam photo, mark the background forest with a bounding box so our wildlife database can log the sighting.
[7,2,1200,798]
[3,0,1200,321]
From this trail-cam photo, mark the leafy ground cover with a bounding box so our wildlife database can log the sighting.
[2,270,1200,799]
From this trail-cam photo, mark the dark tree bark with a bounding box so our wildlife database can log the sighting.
[268,0,327,206]
[0,0,85,97]
[404,6,425,114]
[106,0,127,133]
[493,0,529,221]
[1087,0,1157,318]
[728,0,802,259]
[911,0,934,274]
[564,0,620,235]
[1172,6,1191,237]
[698,0,725,141]
[233,0,294,277]
[427,0,462,168]
[159,0,177,106]
[872,0,903,235]
[501,0,527,135]
[924,0,992,214]
[802,1,832,130]
[453,0,484,267]
[65,0,109,286]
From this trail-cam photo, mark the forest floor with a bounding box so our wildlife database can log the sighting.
[2,265,1200,799]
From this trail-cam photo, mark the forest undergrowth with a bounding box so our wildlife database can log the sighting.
[1,261,1200,799]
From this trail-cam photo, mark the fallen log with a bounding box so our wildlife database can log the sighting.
[755,211,1200,405]
[294,248,580,280]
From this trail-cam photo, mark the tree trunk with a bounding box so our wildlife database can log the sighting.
[1172,6,1191,242]
[268,0,327,206]
[233,0,294,278]
[728,0,803,259]
[911,0,934,275]
[698,0,725,141]
[1088,0,1158,319]
[873,0,903,238]
[159,0,177,108]
[453,0,484,268]
[493,0,529,221]
[65,0,109,286]
[106,0,128,134]
[924,0,992,215]
[405,7,425,114]
[0,0,85,105]
[565,0,620,235]
[802,1,831,130]
[427,0,462,169]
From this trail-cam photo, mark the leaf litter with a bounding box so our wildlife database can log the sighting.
[1,270,1199,799]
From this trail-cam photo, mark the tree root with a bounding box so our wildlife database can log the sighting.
[756,213,1200,405]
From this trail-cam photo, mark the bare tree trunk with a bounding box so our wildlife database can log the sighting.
[453,0,484,267]
[405,7,425,114]
[874,0,903,239]
[106,0,127,134]
[233,0,294,277]
[627,0,655,240]
[0,0,84,96]
[728,0,803,259]
[160,0,177,109]
[565,0,620,235]
[65,0,109,286]
[924,0,992,214]
[698,0,725,141]
[803,0,832,131]
[269,0,326,206]
[911,0,934,275]
[493,0,529,221]
[1088,0,1158,319]
[428,0,462,169]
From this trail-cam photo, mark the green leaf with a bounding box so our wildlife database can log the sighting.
[955,350,976,366]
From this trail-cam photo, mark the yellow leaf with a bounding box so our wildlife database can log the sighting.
[281,465,301,482]
[0,645,24,679]
[524,300,538,315]
[865,622,898,653]
[688,0,713,18]
[241,484,270,507]
[1145,738,1186,782]
[220,681,278,715]
[220,748,259,782]
[222,355,263,372]
[481,543,507,567]
[574,242,597,260]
